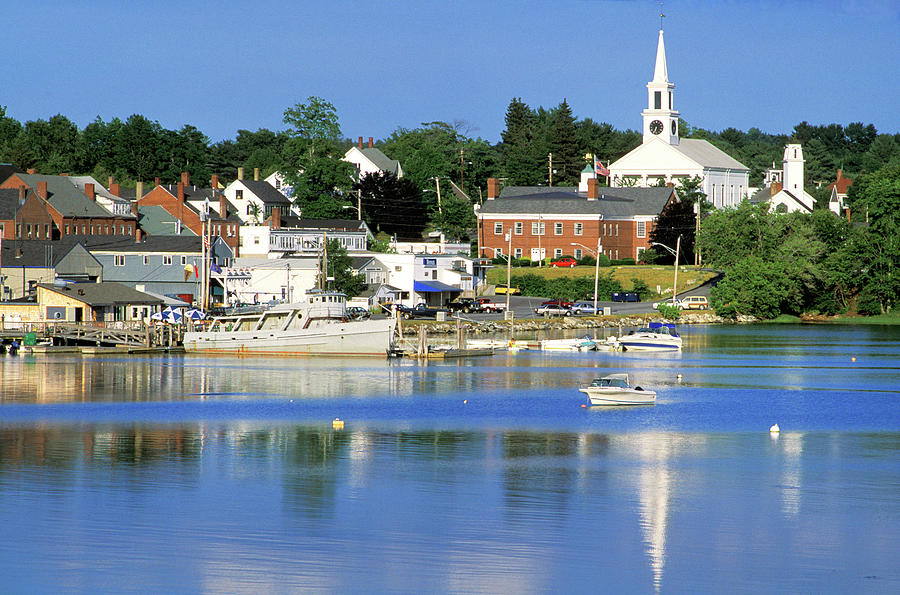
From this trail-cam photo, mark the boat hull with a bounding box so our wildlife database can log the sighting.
[183,318,396,357]
[579,387,657,406]
[617,339,681,351]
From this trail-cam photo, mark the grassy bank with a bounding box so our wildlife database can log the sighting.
[485,264,716,297]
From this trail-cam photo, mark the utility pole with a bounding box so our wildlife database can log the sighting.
[459,149,464,193]
[694,201,700,266]
[548,153,553,187]
[433,176,442,214]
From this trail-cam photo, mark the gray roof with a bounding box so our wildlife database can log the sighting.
[676,139,749,170]
[15,173,128,219]
[38,281,163,307]
[241,180,291,205]
[0,188,23,219]
[360,148,402,176]
[157,184,241,222]
[484,186,676,218]
[137,205,199,237]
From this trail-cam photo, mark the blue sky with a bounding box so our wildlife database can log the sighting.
[4,0,898,144]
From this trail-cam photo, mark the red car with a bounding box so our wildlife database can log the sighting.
[550,257,577,267]
[541,299,574,308]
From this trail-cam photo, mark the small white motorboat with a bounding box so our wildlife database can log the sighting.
[541,335,598,351]
[616,322,682,351]
[579,373,656,406]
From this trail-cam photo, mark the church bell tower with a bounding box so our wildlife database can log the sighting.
[641,29,680,146]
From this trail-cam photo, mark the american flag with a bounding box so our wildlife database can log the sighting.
[594,157,610,177]
[203,235,210,250]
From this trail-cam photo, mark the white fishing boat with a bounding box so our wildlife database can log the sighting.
[579,373,657,406]
[183,290,396,357]
[540,335,598,351]
[616,322,682,351]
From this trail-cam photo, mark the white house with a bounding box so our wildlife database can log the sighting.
[223,256,319,305]
[608,29,750,207]
[343,137,403,180]
[239,217,372,258]
[749,144,817,213]
[369,253,476,307]
[222,179,293,225]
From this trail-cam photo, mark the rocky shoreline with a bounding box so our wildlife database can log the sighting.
[398,311,758,337]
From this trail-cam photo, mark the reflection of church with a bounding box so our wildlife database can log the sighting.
[608,30,750,208]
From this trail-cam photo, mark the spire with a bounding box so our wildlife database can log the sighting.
[653,29,668,82]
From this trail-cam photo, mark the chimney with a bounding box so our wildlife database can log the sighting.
[271,207,281,229]
[211,174,219,190]
[135,181,144,200]
[219,194,228,218]
[254,167,259,181]
[36,181,48,199]
[486,178,499,200]
[60,173,70,177]
[135,228,143,243]
[587,178,599,201]
[85,183,96,201]
[109,176,114,188]
[110,183,120,197]
[154,177,161,187]
[131,200,138,216]
[358,136,363,148]
[181,172,190,187]
[27,168,36,174]
[837,169,843,182]
[368,137,373,148]
[177,182,185,203]
[237,167,244,180]
[770,181,783,197]
[18,185,26,201]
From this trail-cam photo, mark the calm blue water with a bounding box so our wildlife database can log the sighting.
[1,324,898,593]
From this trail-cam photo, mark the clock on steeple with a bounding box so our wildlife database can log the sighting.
[641,29,680,146]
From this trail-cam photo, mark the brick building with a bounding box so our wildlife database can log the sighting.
[476,177,677,263]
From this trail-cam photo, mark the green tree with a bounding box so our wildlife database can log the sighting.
[548,99,581,186]
[281,97,354,218]
[499,98,543,186]
[710,256,791,319]
[650,175,707,264]
[429,190,475,243]
[323,238,365,297]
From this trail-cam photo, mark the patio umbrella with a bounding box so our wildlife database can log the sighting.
[184,308,206,320]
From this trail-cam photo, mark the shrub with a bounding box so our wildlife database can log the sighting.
[657,304,681,320]
[630,278,652,301]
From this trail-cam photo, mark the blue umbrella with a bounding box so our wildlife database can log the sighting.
[184,308,206,320]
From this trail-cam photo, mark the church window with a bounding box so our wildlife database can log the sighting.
[494,222,502,235]
[615,224,619,236]
[654,92,661,110]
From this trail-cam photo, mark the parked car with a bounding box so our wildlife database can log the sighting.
[652,298,682,310]
[447,298,483,314]
[347,306,371,320]
[535,303,573,317]
[475,298,507,313]
[495,285,520,295]
[570,301,597,314]
[391,303,450,319]
[611,292,640,302]
[541,299,574,308]
[550,257,577,268]
[681,295,709,310]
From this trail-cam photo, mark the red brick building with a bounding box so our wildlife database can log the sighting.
[477,177,677,262]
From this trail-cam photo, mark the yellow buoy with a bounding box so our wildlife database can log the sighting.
[332,418,344,430]
[851,357,856,362]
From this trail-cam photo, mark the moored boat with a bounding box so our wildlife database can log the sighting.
[616,322,682,351]
[183,290,396,357]
[540,335,598,351]
[579,373,656,406]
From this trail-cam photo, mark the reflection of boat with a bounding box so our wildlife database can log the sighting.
[183,290,396,356]
[541,335,598,351]
[579,373,656,405]
[616,322,682,351]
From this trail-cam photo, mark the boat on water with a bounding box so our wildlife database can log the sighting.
[616,322,682,351]
[541,335,598,351]
[579,373,657,406]
[183,290,396,357]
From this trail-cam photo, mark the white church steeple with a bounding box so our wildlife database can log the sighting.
[641,29,680,146]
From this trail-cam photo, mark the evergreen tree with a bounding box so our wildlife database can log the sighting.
[499,98,542,185]
[548,99,581,186]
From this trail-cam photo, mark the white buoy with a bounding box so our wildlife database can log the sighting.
[676,374,682,381]
[769,423,780,433]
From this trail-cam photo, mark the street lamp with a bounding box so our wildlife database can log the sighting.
[571,238,603,315]
[505,232,512,317]
[651,236,681,304]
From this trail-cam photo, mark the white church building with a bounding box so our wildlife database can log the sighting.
[750,144,817,213]
[608,30,750,208]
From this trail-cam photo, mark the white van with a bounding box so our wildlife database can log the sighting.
[681,296,709,310]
